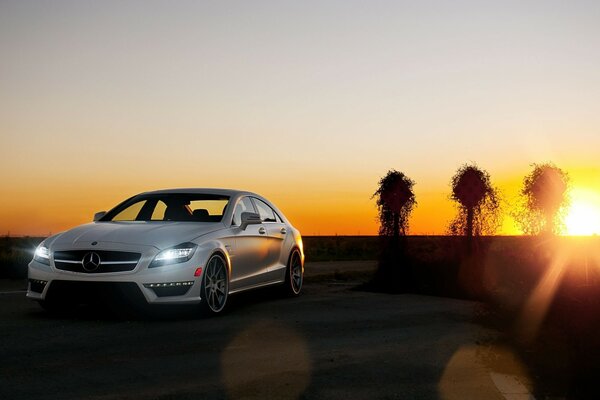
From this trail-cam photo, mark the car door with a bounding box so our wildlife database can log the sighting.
[251,197,287,279]
[228,196,270,291]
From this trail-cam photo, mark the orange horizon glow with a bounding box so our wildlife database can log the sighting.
[2,167,598,238]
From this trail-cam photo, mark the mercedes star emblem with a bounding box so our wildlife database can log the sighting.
[82,252,101,272]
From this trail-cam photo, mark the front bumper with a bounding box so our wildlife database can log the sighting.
[27,254,207,305]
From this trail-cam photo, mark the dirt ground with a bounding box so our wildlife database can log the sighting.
[0,261,534,400]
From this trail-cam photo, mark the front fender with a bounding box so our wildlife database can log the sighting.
[195,240,232,278]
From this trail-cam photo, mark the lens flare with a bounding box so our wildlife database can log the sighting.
[565,188,600,236]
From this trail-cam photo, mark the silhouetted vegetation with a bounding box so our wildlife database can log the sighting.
[448,163,500,237]
[514,163,570,235]
[372,170,417,292]
[372,170,416,237]
[446,164,500,297]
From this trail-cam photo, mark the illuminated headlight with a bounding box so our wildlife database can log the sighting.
[150,242,197,267]
[33,245,51,265]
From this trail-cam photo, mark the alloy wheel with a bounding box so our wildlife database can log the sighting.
[290,250,303,295]
[203,255,228,313]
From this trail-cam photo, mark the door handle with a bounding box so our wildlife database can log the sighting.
[280,228,287,235]
[259,227,266,235]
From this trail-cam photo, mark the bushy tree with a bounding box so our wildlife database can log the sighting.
[449,164,500,237]
[372,169,416,292]
[373,170,416,237]
[515,163,569,235]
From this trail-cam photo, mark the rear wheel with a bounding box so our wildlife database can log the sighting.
[284,249,303,296]
[200,254,229,315]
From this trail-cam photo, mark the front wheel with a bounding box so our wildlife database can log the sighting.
[283,249,303,296]
[199,253,229,315]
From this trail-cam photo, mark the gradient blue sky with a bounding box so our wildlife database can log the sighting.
[1,1,599,235]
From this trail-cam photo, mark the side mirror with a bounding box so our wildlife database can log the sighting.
[93,211,107,222]
[240,212,261,230]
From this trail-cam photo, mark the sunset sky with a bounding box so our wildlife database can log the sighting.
[1,1,599,236]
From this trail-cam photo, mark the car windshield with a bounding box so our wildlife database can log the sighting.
[101,193,230,223]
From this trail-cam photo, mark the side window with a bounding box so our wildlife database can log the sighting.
[232,197,255,226]
[151,200,167,220]
[253,198,277,223]
[112,200,146,221]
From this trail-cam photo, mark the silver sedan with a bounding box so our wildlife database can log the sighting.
[27,188,304,315]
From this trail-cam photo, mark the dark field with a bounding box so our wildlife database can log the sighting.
[0,236,42,279]
[2,235,600,398]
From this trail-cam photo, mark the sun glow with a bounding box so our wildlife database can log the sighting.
[565,188,600,236]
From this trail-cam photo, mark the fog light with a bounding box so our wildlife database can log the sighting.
[29,279,48,294]
[143,281,194,298]
[143,281,194,288]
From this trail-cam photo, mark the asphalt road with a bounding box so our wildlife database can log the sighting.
[0,262,533,400]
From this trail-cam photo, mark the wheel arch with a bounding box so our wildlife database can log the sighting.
[287,246,304,271]
[207,249,231,279]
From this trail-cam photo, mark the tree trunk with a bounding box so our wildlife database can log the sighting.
[466,207,474,238]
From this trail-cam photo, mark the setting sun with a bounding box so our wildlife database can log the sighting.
[565,188,600,236]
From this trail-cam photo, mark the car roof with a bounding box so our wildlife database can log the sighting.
[140,188,256,197]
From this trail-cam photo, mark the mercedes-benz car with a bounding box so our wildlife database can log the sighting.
[27,188,304,315]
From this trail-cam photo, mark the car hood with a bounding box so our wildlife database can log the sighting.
[49,221,224,250]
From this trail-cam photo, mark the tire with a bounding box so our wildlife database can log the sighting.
[283,249,303,297]
[199,253,229,315]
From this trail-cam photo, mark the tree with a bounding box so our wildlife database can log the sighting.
[449,164,500,237]
[373,170,416,237]
[372,169,417,292]
[515,163,569,235]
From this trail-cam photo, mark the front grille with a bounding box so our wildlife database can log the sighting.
[53,250,141,273]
